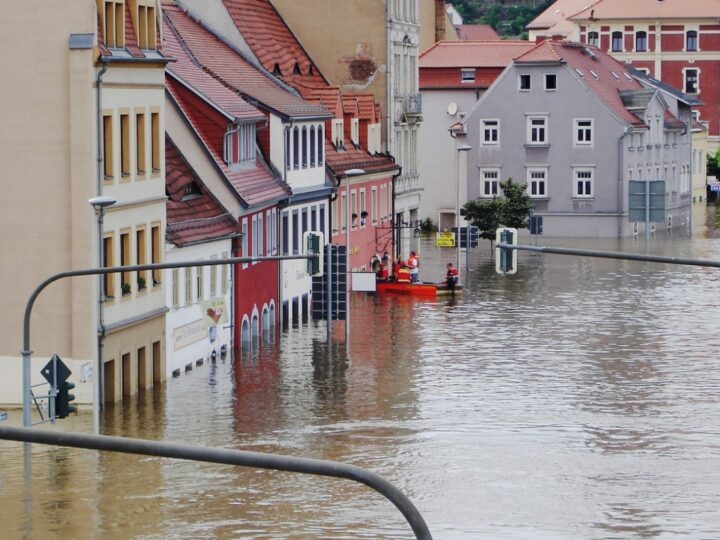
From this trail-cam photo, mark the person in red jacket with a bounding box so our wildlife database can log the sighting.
[445,262,459,292]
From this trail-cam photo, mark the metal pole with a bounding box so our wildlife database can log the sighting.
[456,150,460,271]
[326,241,332,338]
[645,178,651,244]
[345,176,350,343]
[94,206,104,435]
[466,226,470,274]
[1,426,433,540]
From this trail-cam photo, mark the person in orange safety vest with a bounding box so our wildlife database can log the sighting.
[396,260,411,283]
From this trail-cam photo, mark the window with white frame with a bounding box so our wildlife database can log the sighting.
[519,74,531,91]
[224,123,256,166]
[527,116,548,144]
[686,30,698,52]
[544,73,557,91]
[611,31,623,52]
[635,31,647,52]
[527,168,547,198]
[351,118,360,145]
[332,119,344,148]
[587,31,599,47]
[371,187,378,223]
[684,68,699,94]
[574,119,593,145]
[258,214,264,257]
[481,119,499,145]
[573,168,593,198]
[251,216,258,264]
[480,169,500,197]
[241,219,248,269]
[461,68,476,83]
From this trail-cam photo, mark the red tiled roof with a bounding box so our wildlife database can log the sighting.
[514,40,646,126]
[166,76,290,207]
[324,141,399,176]
[420,40,536,68]
[663,110,686,130]
[163,4,329,120]
[570,0,720,20]
[221,0,328,88]
[527,0,592,34]
[163,15,263,122]
[455,24,500,41]
[166,136,238,246]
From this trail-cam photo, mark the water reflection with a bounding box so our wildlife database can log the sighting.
[2,207,720,538]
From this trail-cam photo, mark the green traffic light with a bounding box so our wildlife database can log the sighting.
[56,381,77,419]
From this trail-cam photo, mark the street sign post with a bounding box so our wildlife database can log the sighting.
[41,354,71,387]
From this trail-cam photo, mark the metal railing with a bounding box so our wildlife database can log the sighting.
[0,426,432,539]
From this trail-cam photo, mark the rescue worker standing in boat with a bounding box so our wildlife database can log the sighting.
[396,259,412,283]
[408,251,419,283]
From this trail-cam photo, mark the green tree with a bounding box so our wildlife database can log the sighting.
[708,148,720,177]
[461,178,533,243]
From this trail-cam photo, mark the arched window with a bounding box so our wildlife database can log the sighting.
[301,126,308,168]
[317,125,324,166]
[686,30,698,52]
[635,31,647,52]
[587,31,599,47]
[310,126,316,167]
[292,126,299,169]
[611,31,623,52]
[285,127,291,170]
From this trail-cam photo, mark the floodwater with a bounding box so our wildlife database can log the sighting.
[2,206,720,539]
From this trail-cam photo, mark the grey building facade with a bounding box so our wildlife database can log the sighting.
[463,40,694,238]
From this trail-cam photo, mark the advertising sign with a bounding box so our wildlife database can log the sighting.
[435,231,455,247]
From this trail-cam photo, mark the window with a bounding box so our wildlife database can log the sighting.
[481,120,499,145]
[293,126,299,168]
[282,212,289,255]
[120,114,130,177]
[185,268,192,304]
[587,31,599,47]
[196,263,204,301]
[351,191,357,228]
[103,114,114,179]
[527,168,547,198]
[574,119,593,145]
[251,216,257,262]
[258,214,264,257]
[317,125,324,165]
[310,126,316,167]
[301,209,308,238]
[103,235,115,299]
[527,116,548,144]
[224,123,255,166]
[635,31,647,52]
[481,169,499,197]
[573,168,593,198]
[210,256,217,296]
[611,31,623,52]
[285,128,291,170]
[519,74,531,91]
[137,2,157,50]
[341,192,347,230]
[319,205,326,236]
[136,112,145,175]
[360,190,366,226]
[351,118,360,145]
[686,30,698,52]
[292,211,299,254]
[136,228,147,289]
[103,1,125,48]
[151,112,160,173]
[242,219,248,267]
[685,69,699,94]
[151,225,161,285]
[371,188,378,223]
[221,252,229,295]
[332,120,344,149]
[544,74,557,91]
[172,269,179,308]
[311,206,317,231]
[120,231,130,294]
[301,126,308,168]
[461,68,476,83]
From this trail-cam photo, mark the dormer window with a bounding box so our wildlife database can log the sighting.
[182,182,202,200]
[103,0,125,48]
[136,1,157,50]
[332,119,344,149]
[293,63,301,75]
[224,122,256,167]
[272,64,282,76]
[351,118,360,146]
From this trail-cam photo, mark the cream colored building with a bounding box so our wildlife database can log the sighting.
[0,0,167,408]
[271,0,455,257]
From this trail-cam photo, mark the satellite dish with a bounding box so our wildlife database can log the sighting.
[447,102,458,116]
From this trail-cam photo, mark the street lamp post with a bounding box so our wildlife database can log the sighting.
[88,196,116,435]
[341,169,365,343]
[456,145,472,272]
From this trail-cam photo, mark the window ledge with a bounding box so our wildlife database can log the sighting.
[529,196,550,201]
[572,197,595,201]
[524,144,550,148]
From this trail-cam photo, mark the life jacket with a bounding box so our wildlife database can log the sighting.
[396,267,411,283]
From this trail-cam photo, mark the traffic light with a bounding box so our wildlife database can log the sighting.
[495,227,518,275]
[56,381,77,419]
[304,232,324,276]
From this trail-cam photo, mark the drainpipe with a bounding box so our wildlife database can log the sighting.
[618,126,632,238]
[386,4,393,156]
[94,59,109,434]
[392,165,402,260]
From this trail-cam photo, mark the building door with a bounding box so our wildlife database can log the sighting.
[137,346,147,390]
[104,359,116,403]
[152,340,162,385]
[122,352,132,398]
